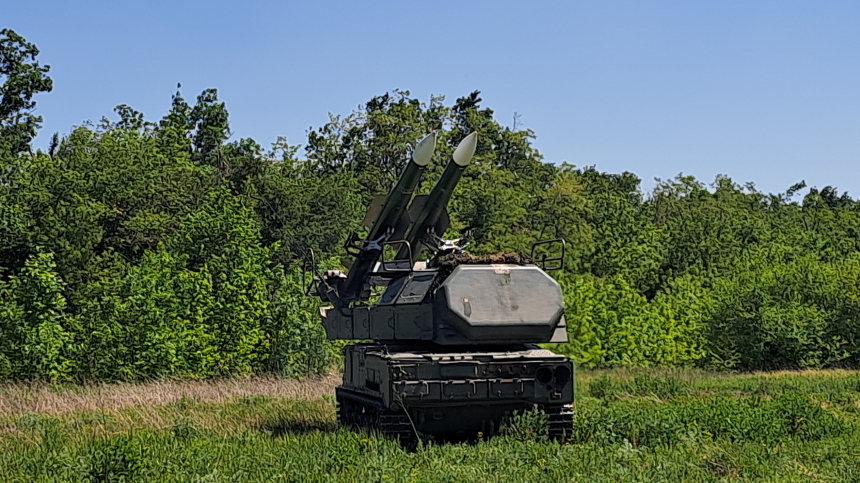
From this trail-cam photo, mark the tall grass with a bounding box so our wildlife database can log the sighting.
[1,369,859,482]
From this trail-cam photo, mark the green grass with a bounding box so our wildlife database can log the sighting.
[2,369,860,482]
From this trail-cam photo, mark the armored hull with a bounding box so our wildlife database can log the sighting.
[337,343,574,440]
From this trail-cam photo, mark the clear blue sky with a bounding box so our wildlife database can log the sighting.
[5,1,859,196]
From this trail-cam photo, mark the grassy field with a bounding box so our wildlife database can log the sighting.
[2,369,860,482]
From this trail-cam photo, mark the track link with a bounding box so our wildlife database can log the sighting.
[540,403,575,442]
[337,389,416,442]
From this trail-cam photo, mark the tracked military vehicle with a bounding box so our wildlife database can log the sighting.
[305,132,574,441]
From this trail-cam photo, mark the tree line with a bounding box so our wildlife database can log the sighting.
[2,29,859,381]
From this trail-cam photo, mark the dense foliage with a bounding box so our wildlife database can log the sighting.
[2,30,860,380]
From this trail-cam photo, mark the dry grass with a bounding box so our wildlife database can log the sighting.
[0,374,340,418]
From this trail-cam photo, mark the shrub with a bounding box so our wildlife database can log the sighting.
[0,251,75,381]
[704,251,860,369]
[551,273,705,368]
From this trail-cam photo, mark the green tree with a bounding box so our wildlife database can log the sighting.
[305,90,447,197]
[575,167,665,292]
[190,88,230,163]
[304,90,590,262]
[0,29,53,154]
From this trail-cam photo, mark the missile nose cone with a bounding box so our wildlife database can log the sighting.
[452,132,478,167]
[411,132,437,166]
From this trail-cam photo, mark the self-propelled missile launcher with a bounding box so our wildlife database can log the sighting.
[306,132,574,441]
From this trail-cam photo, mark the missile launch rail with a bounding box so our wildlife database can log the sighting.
[304,132,574,442]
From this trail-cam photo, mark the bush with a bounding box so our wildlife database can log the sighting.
[76,249,220,379]
[550,273,705,368]
[704,251,860,369]
[0,252,75,381]
[265,263,337,377]
[0,218,337,381]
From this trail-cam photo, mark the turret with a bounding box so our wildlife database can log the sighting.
[310,131,569,346]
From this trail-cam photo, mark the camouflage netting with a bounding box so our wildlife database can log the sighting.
[429,252,535,291]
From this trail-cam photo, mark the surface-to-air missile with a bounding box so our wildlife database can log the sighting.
[307,132,574,442]
[337,132,439,305]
